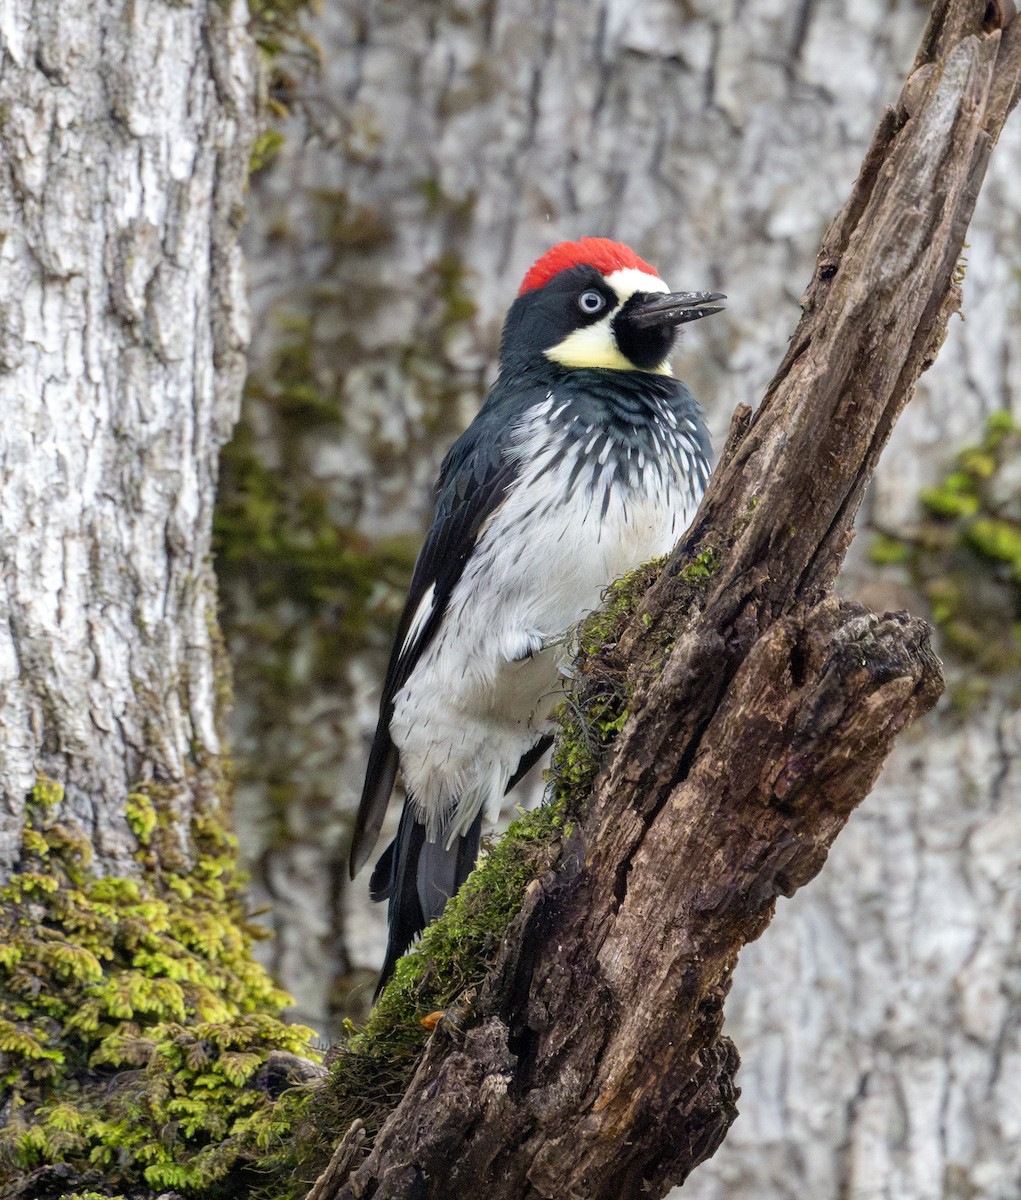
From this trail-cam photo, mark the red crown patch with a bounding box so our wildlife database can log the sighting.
[518,238,661,296]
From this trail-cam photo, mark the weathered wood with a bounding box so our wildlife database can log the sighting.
[314,2,1021,1196]
[307,1120,368,1200]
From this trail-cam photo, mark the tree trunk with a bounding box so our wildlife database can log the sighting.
[0,0,256,875]
[0,6,326,1198]
[302,3,1020,1195]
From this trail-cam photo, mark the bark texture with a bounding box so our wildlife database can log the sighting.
[0,0,257,875]
[0,8,328,1198]
[348,603,938,1200]
[302,4,1019,1196]
[233,0,1021,1195]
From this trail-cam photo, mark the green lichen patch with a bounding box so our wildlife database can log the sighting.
[869,411,1021,674]
[0,780,319,1200]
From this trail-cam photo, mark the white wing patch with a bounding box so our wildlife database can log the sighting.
[400,581,436,661]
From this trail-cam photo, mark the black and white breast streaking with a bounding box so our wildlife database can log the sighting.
[349,237,723,994]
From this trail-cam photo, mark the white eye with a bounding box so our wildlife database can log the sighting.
[578,289,606,315]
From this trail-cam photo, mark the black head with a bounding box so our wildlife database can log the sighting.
[500,239,724,375]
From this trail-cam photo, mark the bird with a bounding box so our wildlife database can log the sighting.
[349,237,724,993]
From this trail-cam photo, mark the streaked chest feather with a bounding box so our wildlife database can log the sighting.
[390,384,711,833]
[407,389,708,712]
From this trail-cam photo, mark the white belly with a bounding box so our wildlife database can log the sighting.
[389,409,702,845]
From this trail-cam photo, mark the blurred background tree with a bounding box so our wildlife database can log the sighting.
[219,2,1021,1196]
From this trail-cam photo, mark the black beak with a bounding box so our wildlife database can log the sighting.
[625,290,727,329]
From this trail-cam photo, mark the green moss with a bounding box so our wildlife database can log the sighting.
[61,1193,128,1200]
[294,798,567,1181]
[947,673,992,715]
[869,411,1021,674]
[548,562,659,809]
[0,780,319,1199]
[248,0,318,57]
[433,250,479,327]
[249,129,286,175]
[554,552,716,813]
[920,471,980,518]
[679,545,721,584]
[310,190,394,251]
[125,793,157,847]
[869,532,912,566]
[243,0,320,215]
[965,516,1021,574]
[548,693,626,817]
[280,558,673,1182]
[575,558,665,658]
[415,178,477,227]
[986,409,1016,435]
[213,317,419,688]
[31,777,65,810]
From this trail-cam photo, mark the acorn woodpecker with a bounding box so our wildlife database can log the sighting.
[350,237,723,992]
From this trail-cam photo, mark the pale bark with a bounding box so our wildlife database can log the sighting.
[0,0,258,873]
[236,0,1021,1196]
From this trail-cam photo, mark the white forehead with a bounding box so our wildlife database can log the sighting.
[604,266,669,302]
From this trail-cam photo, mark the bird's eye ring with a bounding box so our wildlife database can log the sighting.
[578,289,606,315]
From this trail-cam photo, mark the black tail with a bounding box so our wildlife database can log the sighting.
[370,804,483,997]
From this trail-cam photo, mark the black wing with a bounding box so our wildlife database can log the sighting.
[348,379,542,877]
